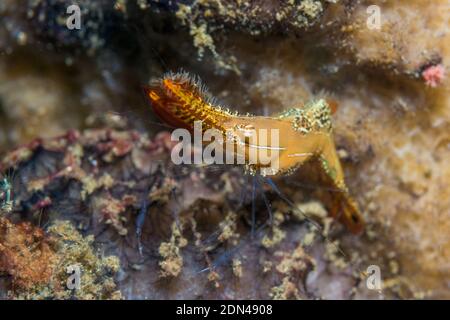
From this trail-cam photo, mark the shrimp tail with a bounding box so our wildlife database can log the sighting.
[330,194,364,234]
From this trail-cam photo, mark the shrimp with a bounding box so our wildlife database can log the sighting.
[143,71,364,234]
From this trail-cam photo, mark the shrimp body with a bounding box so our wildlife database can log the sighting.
[144,72,364,234]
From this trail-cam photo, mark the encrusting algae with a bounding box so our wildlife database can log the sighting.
[158,221,188,278]
[0,218,121,299]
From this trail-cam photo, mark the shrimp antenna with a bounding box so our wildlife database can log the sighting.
[257,175,273,226]
[251,175,257,238]
[262,176,364,275]
[196,219,269,274]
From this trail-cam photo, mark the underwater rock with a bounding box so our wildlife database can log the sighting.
[0,128,403,299]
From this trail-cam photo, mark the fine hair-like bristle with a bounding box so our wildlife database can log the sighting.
[161,70,218,106]
[144,70,233,131]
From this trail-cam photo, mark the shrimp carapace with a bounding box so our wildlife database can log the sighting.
[144,71,365,234]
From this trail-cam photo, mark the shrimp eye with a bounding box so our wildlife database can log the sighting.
[351,214,360,224]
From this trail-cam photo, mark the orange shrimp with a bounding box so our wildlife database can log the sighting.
[143,71,364,234]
